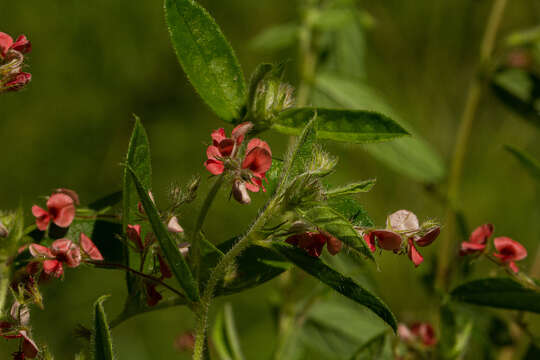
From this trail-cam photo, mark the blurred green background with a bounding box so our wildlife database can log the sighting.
[1,0,539,358]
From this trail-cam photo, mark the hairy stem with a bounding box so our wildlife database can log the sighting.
[192,201,275,360]
[436,0,508,290]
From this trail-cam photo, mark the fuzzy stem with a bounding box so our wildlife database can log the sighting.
[0,263,10,316]
[192,201,275,360]
[436,0,508,290]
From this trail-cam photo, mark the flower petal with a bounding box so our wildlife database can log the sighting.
[11,35,31,54]
[0,32,13,57]
[246,138,271,156]
[28,244,54,258]
[20,330,39,358]
[211,128,227,145]
[469,224,493,245]
[204,159,225,175]
[459,241,486,256]
[231,122,253,144]
[415,227,440,247]
[47,193,75,228]
[31,205,50,231]
[494,236,527,262]
[363,232,376,253]
[80,233,104,261]
[242,147,272,176]
[372,230,403,251]
[206,145,221,160]
[408,239,423,267]
[43,260,63,277]
[386,209,419,233]
[127,224,143,250]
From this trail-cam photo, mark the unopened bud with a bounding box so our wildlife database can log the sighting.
[0,221,8,238]
[10,301,30,326]
[232,180,251,204]
[167,216,184,233]
[178,242,190,257]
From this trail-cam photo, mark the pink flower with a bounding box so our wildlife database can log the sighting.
[32,192,77,231]
[29,239,82,278]
[408,238,424,267]
[0,322,39,359]
[127,224,143,251]
[241,138,272,192]
[363,232,376,253]
[204,123,252,175]
[410,323,437,347]
[167,216,184,233]
[0,33,31,58]
[460,224,493,256]
[80,233,104,261]
[285,231,342,257]
[493,237,527,273]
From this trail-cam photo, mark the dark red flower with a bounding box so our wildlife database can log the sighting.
[5,72,31,92]
[0,323,39,359]
[493,237,527,273]
[0,33,31,58]
[286,231,341,257]
[460,224,493,256]
[158,253,172,279]
[32,192,76,231]
[414,226,441,247]
[145,281,162,307]
[371,230,403,251]
[410,322,437,347]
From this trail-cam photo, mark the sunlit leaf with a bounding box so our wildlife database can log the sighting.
[451,278,540,313]
[314,73,446,182]
[92,296,115,360]
[504,145,540,182]
[271,242,397,331]
[164,0,246,121]
[273,108,409,144]
[128,167,200,302]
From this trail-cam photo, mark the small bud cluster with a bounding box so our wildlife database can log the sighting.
[250,69,295,126]
[284,221,343,257]
[204,122,272,205]
[0,32,31,93]
[460,223,527,273]
[360,210,441,267]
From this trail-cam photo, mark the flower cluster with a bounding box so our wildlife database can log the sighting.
[0,32,31,93]
[204,122,272,204]
[460,223,527,273]
[285,231,342,257]
[362,210,440,267]
[28,234,103,278]
[0,302,39,359]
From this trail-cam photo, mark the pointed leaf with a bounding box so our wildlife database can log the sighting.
[271,242,397,331]
[164,0,246,121]
[325,180,376,198]
[92,295,115,360]
[314,73,445,182]
[128,167,200,302]
[504,145,540,182]
[327,197,374,228]
[212,304,245,360]
[451,278,540,313]
[273,108,409,144]
[298,206,374,261]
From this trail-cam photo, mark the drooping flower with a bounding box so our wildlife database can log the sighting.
[460,224,493,256]
[32,192,77,231]
[285,231,342,257]
[0,33,31,59]
[0,318,39,359]
[493,237,527,273]
[408,238,424,267]
[127,224,143,251]
[167,216,184,233]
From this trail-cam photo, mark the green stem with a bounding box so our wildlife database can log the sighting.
[0,263,11,316]
[192,200,276,360]
[436,0,508,290]
[296,5,317,107]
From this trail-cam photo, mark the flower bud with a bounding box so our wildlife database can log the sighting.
[0,220,8,238]
[178,242,190,257]
[232,180,251,204]
[10,301,30,326]
[167,216,184,233]
[288,220,311,234]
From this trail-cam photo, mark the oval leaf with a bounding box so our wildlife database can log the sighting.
[273,108,409,144]
[271,242,397,331]
[451,278,540,313]
[164,0,246,121]
[93,295,115,360]
[128,167,200,302]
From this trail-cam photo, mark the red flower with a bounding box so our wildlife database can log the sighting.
[127,224,143,251]
[241,138,272,192]
[5,72,31,92]
[29,239,82,278]
[0,33,31,58]
[460,224,493,256]
[32,192,76,231]
[414,226,440,247]
[363,232,377,253]
[408,238,424,267]
[286,231,342,257]
[145,281,162,307]
[204,123,252,175]
[410,323,437,347]
[493,237,527,273]
[80,233,104,261]
[370,230,403,251]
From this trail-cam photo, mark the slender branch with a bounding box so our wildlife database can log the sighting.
[296,4,318,107]
[195,175,225,233]
[192,201,276,360]
[85,260,186,299]
[0,263,11,316]
[436,0,508,290]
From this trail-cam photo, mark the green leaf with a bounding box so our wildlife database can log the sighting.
[164,0,246,121]
[491,68,540,128]
[325,180,376,198]
[249,23,299,52]
[349,332,388,360]
[273,108,409,144]
[123,117,152,295]
[128,167,200,302]
[504,145,540,182]
[327,197,374,228]
[265,158,284,196]
[89,191,122,212]
[212,303,245,360]
[298,206,374,261]
[92,296,115,360]
[451,278,540,313]
[271,242,397,331]
[314,73,445,182]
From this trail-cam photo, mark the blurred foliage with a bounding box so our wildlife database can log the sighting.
[1,0,540,358]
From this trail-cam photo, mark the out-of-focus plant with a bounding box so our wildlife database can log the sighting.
[0,0,539,359]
